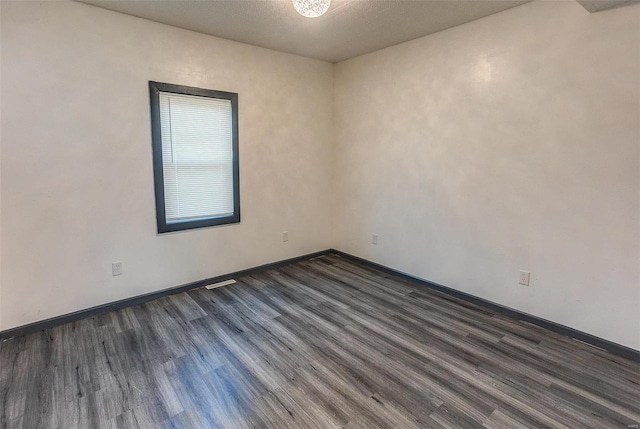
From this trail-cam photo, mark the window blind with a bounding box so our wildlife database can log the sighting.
[158,92,234,223]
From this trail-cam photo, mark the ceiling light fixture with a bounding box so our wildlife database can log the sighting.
[292,0,331,18]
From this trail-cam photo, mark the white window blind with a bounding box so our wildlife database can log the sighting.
[159,92,234,223]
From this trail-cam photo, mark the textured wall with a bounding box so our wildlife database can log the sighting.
[0,1,333,330]
[333,1,640,349]
[2,0,639,350]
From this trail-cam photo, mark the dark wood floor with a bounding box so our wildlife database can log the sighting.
[1,255,639,428]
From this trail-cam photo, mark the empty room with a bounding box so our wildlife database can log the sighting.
[1,0,639,427]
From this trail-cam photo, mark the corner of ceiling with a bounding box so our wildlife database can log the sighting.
[576,0,640,13]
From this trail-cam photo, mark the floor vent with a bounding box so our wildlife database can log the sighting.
[205,279,236,290]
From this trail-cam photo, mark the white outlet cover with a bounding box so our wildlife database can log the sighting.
[372,234,378,245]
[112,262,123,276]
[519,270,530,286]
[283,231,289,242]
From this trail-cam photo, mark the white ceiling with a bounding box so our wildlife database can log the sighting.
[77,0,532,63]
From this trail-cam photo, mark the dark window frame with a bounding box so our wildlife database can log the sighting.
[149,81,240,234]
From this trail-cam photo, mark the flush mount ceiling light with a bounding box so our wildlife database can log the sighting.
[292,0,331,18]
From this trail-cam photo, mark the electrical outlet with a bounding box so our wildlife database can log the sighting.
[282,231,289,242]
[112,262,123,276]
[372,234,378,245]
[519,270,530,286]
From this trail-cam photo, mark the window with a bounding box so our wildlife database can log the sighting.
[149,81,240,233]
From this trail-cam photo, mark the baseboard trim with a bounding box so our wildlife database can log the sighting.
[0,249,332,340]
[3,248,638,362]
[329,249,640,362]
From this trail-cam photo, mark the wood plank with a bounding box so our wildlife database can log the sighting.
[1,255,638,428]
